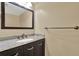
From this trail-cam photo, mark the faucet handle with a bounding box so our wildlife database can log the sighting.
[17,33,27,39]
[17,36,21,39]
[21,33,26,39]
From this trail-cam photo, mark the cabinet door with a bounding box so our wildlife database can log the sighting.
[18,39,45,56]
[18,45,24,56]
[34,39,45,56]
[18,43,34,56]
[0,47,18,56]
[23,43,34,56]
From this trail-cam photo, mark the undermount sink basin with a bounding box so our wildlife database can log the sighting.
[17,38,33,42]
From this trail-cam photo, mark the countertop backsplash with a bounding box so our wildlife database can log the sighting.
[0,36,17,41]
[0,34,45,41]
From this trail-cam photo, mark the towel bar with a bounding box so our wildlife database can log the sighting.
[45,26,79,30]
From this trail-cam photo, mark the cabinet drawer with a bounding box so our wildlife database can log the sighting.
[33,39,45,46]
[23,43,34,50]
[23,43,34,56]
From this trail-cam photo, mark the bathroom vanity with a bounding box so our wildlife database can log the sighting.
[0,35,45,56]
[0,2,45,56]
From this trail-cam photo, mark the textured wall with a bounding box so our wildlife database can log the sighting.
[34,2,79,56]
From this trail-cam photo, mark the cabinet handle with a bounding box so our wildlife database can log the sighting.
[38,43,42,46]
[27,47,34,50]
[14,53,19,56]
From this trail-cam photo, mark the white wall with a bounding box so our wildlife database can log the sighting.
[34,2,79,56]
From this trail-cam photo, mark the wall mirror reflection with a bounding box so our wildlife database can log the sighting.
[1,2,34,29]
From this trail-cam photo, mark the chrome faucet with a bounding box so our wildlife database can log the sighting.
[21,33,26,39]
[17,33,27,39]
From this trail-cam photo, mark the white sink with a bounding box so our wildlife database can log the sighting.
[17,38,33,43]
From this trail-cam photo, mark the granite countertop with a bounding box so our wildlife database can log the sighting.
[0,34,45,52]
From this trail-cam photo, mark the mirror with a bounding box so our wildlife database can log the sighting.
[1,2,34,29]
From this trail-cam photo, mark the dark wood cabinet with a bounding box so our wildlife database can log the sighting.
[33,39,45,56]
[23,44,34,56]
[0,47,18,56]
[0,39,45,56]
[18,43,34,56]
[18,39,45,56]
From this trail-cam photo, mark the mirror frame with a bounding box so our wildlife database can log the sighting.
[1,2,34,29]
